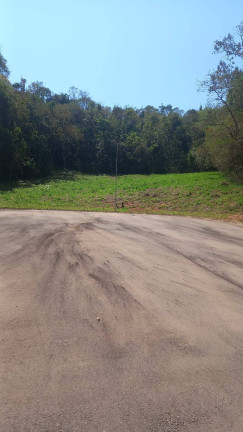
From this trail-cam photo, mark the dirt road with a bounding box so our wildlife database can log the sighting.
[0,210,243,432]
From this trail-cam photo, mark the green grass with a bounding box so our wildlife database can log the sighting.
[0,171,242,222]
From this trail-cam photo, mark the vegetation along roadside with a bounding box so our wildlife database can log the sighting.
[0,171,242,223]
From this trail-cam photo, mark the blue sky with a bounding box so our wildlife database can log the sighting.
[0,0,242,111]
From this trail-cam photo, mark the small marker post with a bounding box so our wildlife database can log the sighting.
[115,140,119,212]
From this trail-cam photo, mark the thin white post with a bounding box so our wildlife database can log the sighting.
[115,141,118,212]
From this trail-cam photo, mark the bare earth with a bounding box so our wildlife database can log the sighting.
[0,210,243,432]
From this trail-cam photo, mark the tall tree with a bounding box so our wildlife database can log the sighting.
[199,22,243,179]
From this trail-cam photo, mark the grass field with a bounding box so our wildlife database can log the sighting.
[0,171,242,222]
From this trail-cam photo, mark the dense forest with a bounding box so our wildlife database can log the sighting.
[0,24,242,181]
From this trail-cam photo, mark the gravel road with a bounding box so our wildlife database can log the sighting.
[0,210,243,432]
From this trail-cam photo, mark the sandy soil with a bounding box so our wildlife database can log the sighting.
[0,210,243,432]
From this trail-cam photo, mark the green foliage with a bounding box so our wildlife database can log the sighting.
[0,24,242,182]
[198,22,243,180]
[0,50,9,77]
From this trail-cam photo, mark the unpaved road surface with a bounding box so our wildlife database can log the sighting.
[0,210,243,432]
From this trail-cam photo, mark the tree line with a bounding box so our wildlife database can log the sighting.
[0,23,242,181]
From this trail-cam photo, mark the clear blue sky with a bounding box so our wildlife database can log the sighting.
[0,0,242,111]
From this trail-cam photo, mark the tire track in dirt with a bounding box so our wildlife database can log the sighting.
[0,210,243,432]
